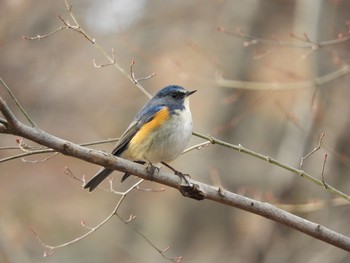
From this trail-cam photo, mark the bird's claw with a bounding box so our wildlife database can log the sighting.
[146,162,160,175]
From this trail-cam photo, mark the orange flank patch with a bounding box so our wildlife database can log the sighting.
[131,107,169,145]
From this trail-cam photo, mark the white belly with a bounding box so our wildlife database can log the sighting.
[124,108,193,163]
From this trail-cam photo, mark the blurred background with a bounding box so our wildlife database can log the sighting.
[1,0,350,262]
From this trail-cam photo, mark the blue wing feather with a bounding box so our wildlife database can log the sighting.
[111,104,165,156]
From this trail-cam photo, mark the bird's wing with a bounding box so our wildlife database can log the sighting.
[111,104,166,156]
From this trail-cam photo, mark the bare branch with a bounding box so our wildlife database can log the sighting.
[321,153,328,189]
[22,0,153,99]
[300,133,325,168]
[216,64,350,90]
[192,131,350,203]
[136,185,166,192]
[0,96,20,129]
[32,176,181,261]
[7,0,350,256]
[31,180,142,257]
[2,78,40,128]
[93,48,116,68]
[274,197,349,213]
[116,213,182,262]
[57,14,95,44]
[183,141,211,154]
[0,137,119,164]
[218,26,350,49]
[23,26,68,40]
[1,98,350,251]
[22,152,59,164]
[130,60,156,84]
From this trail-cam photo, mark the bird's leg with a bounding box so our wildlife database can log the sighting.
[161,162,204,200]
[145,159,160,176]
[161,162,191,185]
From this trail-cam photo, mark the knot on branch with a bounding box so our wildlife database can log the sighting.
[179,183,205,200]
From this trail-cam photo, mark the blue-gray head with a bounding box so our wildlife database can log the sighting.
[153,85,196,106]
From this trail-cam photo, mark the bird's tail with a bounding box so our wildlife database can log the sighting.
[84,168,113,192]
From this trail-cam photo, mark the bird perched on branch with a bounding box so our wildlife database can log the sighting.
[84,85,196,191]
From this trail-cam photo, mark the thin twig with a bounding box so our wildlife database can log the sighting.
[61,0,151,97]
[32,180,143,257]
[192,131,350,203]
[273,197,348,213]
[93,48,116,68]
[321,153,328,189]
[300,133,325,168]
[57,14,95,44]
[23,26,68,40]
[0,78,38,128]
[17,137,44,152]
[136,185,166,192]
[0,146,20,150]
[218,26,350,49]
[116,214,182,262]
[182,141,211,154]
[130,60,156,84]
[22,0,153,99]
[32,177,180,261]
[0,137,119,163]
[22,152,59,164]
[216,64,350,90]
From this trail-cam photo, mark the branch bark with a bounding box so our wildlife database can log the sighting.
[1,95,350,252]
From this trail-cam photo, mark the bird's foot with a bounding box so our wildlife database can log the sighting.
[161,162,191,185]
[146,161,160,177]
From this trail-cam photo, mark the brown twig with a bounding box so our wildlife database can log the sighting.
[93,48,116,68]
[57,14,95,44]
[0,96,19,129]
[23,26,68,40]
[192,132,350,203]
[130,60,156,84]
[31,175,181,261]
[218,26,350,49]
[21,152,59,164]
[321,153,328,189]
[216,64,350,90]
[22,0,153,99]
[218,26,350,62]
[300,133,325,168]
[31,180,142,257]
[116,213,182,262]
[136,185,166,192]
[0,77,38,128]
[0,137,119,164]
[182,141,211,154]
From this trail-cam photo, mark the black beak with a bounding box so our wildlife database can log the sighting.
[186,90,197,97]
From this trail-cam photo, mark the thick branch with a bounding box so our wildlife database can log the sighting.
[1,97,350,252]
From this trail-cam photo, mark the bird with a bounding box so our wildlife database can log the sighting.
[84,85,196,191]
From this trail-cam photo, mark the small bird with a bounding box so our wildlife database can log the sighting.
[84,85,196,191]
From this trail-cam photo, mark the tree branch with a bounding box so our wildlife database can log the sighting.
[193,132,350,202]
[216,64,350,90]
[217,26,350,49]
[1,96,350,252]
[0,77,38,128]
[0,96,19,129]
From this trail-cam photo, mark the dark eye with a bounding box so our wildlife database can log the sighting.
[171,92,179,99]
